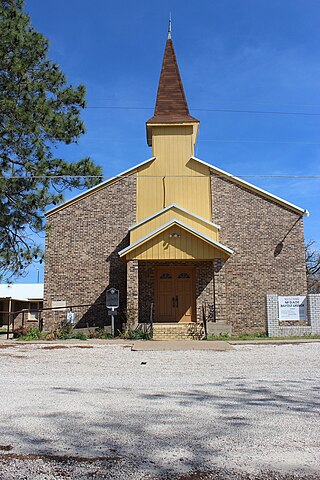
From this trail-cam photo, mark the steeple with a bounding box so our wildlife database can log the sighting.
[146,28,199,130]
[168,13,172,40]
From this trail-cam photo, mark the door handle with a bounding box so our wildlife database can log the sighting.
[172,297,175,308]
[176,296,178,308]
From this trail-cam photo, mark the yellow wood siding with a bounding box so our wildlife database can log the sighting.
[131,206,219,243]
[137,125,211,222]
[125,225,228,261]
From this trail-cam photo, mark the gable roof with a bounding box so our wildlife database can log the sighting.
[191,156,308,216]
[46,155,307,218]
[128,204,221,231]
[147,39,199,124]
[119,219,233,258]
[46,157,156,217]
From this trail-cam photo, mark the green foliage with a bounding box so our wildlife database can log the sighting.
[15,326,41,340]
[206,332,320,341]
[16,321,88,340]
[119,326,152,340]
[48,320,88,340]
[88,327,112,339]
[206,332,268,341]
[0,0,102,281]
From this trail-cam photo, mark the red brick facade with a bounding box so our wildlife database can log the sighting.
[43,169,307,335]
[44,176,136,330]
[211,173,307,333]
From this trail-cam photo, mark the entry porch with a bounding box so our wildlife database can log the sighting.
[126,260,231,338]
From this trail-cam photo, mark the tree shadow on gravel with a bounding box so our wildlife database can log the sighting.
[0,377,319,478]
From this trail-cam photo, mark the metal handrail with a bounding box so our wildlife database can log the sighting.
[0,302,107,339]
[202,303,208,339]
[149,302,154,338]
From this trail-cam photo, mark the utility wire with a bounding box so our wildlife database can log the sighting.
[2,174,320,180]
[89,99,320,108]
[86,105,320,116]
[82,137,320,145]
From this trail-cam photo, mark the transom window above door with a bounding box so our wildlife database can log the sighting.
[160,273,172,279]
[178,272,190,278]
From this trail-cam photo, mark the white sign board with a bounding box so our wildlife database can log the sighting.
[66,311,76,324]
[278,296,307,321]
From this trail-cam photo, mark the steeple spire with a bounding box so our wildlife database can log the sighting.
[168,13,172,39]
[146,31,199,125]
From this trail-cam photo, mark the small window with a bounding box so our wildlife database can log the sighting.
[28,302,40,321]
[178,272,190,279]
[160,273,172,279]
[28,310,39,321]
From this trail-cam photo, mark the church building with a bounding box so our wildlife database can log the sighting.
[43,31,308,339]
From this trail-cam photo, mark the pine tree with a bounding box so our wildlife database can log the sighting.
[0,0,102,281]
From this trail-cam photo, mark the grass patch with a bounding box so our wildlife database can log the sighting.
[15,323,88,341]
[119,326,152,340]
[206,332,320,341]
[87,327,113,339]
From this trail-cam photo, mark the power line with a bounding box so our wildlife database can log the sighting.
[86,105,320,117]
[89,99,320,108]
[83,137,320,145]
[2,174,320,180]
[198,139,320,145]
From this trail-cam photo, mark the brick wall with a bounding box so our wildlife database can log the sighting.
[211,174,307,333]
[266,294,320,336]
[43,175,136,330]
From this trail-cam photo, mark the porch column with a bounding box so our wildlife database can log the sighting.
[126,260,139,329]
[213,259,227,323]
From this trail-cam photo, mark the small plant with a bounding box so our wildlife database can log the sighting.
[15,327,42,340]
[206,331,320,341]
[119,325,152,340]
[237,331,268,340]
[88,327,112,339]
[49,321,88,340]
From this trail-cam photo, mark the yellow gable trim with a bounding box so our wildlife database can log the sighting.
[119,220,232,261]
[130,205,220,244]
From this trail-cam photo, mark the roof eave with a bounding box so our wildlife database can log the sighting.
[46,157,156,217]
[119,219,233,258]
[191,156,308,216]
[128,203,221,231]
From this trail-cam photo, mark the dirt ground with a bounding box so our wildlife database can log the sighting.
[0,342,319,479]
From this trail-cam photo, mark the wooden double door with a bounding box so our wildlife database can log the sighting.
[155,266,195,323]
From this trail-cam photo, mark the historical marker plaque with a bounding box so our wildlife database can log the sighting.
[106,288,119,309]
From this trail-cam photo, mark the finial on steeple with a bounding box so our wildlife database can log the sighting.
[168,13,172,39]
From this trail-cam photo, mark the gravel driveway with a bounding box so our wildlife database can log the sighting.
[0,342,319,479]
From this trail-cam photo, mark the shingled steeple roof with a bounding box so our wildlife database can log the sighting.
[147,37,199,124]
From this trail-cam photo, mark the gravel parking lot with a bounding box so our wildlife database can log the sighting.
[0,342,319,479]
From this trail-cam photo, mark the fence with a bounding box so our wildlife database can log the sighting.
[0,302,124,339]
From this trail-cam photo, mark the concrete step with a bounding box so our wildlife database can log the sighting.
[153,322,204,341]
[206,322,232,336]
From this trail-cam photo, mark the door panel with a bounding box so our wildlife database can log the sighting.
[157,271,175,322]
[155,267,195,322]
[176,270,193,322]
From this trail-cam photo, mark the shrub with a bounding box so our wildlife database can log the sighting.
[88,327,112,339]
[15,327,42,340]
[119,326,151,340]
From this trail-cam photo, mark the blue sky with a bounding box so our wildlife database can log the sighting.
[21,0,320,283]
